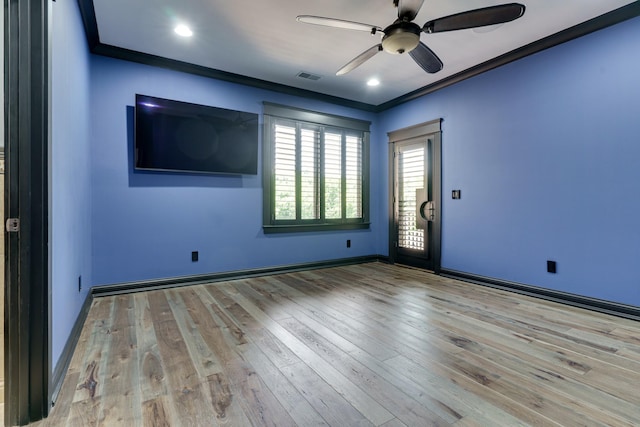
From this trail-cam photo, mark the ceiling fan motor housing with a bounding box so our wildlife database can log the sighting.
[381,21,421,54]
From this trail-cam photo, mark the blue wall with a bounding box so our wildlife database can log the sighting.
[51,0,93,369]
[88,15,640,306]
[52,3,640,377]
[89,57,379,286]
[377,16,640,307]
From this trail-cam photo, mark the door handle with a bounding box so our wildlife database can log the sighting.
[419,201,435,222]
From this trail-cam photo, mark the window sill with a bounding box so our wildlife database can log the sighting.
[263,222,371,234]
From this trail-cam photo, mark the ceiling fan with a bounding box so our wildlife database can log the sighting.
[297,0,526,75]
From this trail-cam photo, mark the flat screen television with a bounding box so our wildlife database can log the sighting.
[134,94,259,175]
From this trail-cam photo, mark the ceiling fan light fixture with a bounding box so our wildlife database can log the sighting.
[297,2,526,76]
[381,22,421,54]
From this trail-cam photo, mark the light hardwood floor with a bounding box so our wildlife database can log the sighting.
[40,262,640,426]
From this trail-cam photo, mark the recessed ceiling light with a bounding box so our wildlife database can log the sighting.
[174,24,193,37]
[367,78,380,87]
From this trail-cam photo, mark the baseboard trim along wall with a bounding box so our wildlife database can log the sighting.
[92,255,390,298]
[51,291,95,405]
[50,255,387,405]
[440,268,640,322]
[52,258,638,407]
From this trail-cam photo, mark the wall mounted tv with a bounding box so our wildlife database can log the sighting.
[134,94,259,175]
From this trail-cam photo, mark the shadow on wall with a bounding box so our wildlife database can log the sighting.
[126,105,249,189]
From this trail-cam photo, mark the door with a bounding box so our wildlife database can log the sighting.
[389,120,441,272]
[5,0,51,424]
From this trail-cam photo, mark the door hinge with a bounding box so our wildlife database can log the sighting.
[6,218,20,232]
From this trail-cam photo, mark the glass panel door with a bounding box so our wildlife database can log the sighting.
[389,119,442,272]
[394,137,432,264]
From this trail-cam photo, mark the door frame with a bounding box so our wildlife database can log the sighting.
[4,0,51,425]
[388,119,442,273]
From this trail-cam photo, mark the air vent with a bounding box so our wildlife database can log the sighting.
[297,71,321,81]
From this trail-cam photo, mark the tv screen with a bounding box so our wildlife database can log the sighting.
[134,94,259,175]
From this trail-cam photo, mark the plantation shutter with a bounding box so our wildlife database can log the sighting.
[324,131,342,219]
[274,123,296,220]
[345,134,362,219]
[263,102,370,233]
[300,127,320,219]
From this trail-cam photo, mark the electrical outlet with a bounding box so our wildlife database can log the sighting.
[347,239,351,248]
[547,260,557,274]
[78,275,82,292]
[192,251,199,262]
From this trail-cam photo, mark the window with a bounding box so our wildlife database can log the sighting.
[263,103,370,233]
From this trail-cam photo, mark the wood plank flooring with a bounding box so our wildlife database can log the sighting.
[41,263,640,426]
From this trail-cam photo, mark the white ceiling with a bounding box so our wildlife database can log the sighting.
[91,0,636,106]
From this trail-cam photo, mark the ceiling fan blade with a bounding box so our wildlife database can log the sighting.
[409,42,443,74]
[336,44,383,76]
[423,3,525,33]
[297,15,382,33]
[397,0,425,21]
